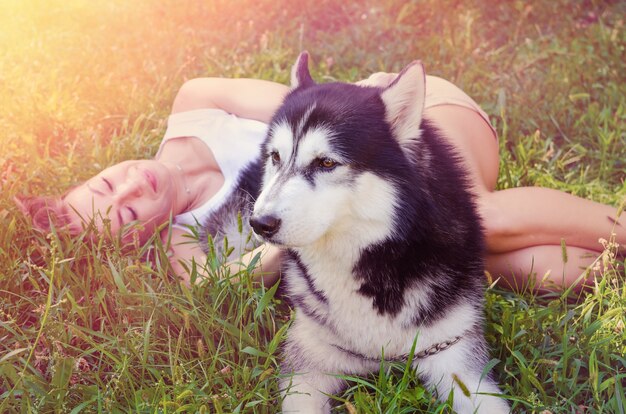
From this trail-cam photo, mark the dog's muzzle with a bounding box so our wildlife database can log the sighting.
[249,215,281,239]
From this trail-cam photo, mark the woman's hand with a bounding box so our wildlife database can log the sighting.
[162,227,281,287]
[355,72,398,88]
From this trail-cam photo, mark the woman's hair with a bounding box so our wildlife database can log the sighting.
[14,194,80,234]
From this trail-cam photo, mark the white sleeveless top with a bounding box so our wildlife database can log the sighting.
[157,77,494,233]
[156,108,268,231]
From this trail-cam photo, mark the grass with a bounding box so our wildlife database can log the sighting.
[0,0,625,412]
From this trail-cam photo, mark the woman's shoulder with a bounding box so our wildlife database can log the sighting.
[156,108,268,160]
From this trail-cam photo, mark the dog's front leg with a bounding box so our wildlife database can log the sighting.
[279,317,354,414]
[414,336,510,414]
[280,370,341,414]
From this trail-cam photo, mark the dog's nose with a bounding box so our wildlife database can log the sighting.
[250,215,281,238]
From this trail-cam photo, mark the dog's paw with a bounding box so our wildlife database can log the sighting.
[281,398,331,414]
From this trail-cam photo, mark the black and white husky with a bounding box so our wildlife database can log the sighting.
[248,53,509,413]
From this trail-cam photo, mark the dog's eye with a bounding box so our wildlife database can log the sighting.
[319,158,337,169]
[270,151,281,165]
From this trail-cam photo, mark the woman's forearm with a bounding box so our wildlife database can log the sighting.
[225,244,281,286]
[171,77,290,123]
[166,226,281,286]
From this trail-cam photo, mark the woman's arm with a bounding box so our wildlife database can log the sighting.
[171,77,290,123]
[163,77,288,283]
[163,228,281,287]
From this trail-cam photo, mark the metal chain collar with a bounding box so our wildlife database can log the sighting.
[413,335,462,359]
[332,335,464,363]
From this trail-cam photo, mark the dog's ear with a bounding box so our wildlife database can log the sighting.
[380,61,426,147]
[290,51,315,89]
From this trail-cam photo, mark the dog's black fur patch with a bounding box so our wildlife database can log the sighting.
[286,249,329,305]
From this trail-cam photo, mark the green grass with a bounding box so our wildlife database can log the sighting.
[1,0,625,412]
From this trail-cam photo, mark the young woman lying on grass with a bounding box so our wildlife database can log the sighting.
[16,71,625,291]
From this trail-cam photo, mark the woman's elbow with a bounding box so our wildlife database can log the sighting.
[171,77,222,113]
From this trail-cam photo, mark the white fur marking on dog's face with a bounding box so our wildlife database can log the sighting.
[270,122,294,162]
[255,162,398,250]
[255,114,398,249]
[294,104,317,142]
[295,127,338,168]
[255,168,351,247]
[259,121,293,195]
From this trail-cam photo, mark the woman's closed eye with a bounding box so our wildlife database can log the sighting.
[86,177,113,196]
[102,177,113,192]
[125,206,138,222]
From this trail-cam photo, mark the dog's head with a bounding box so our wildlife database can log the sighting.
[250,52,427,249]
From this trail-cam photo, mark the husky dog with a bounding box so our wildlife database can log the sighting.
[249,53,509,413]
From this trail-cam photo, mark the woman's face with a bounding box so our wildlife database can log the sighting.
[64,159,178,242]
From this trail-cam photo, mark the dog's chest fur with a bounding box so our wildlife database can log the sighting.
[283,244,478,358]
